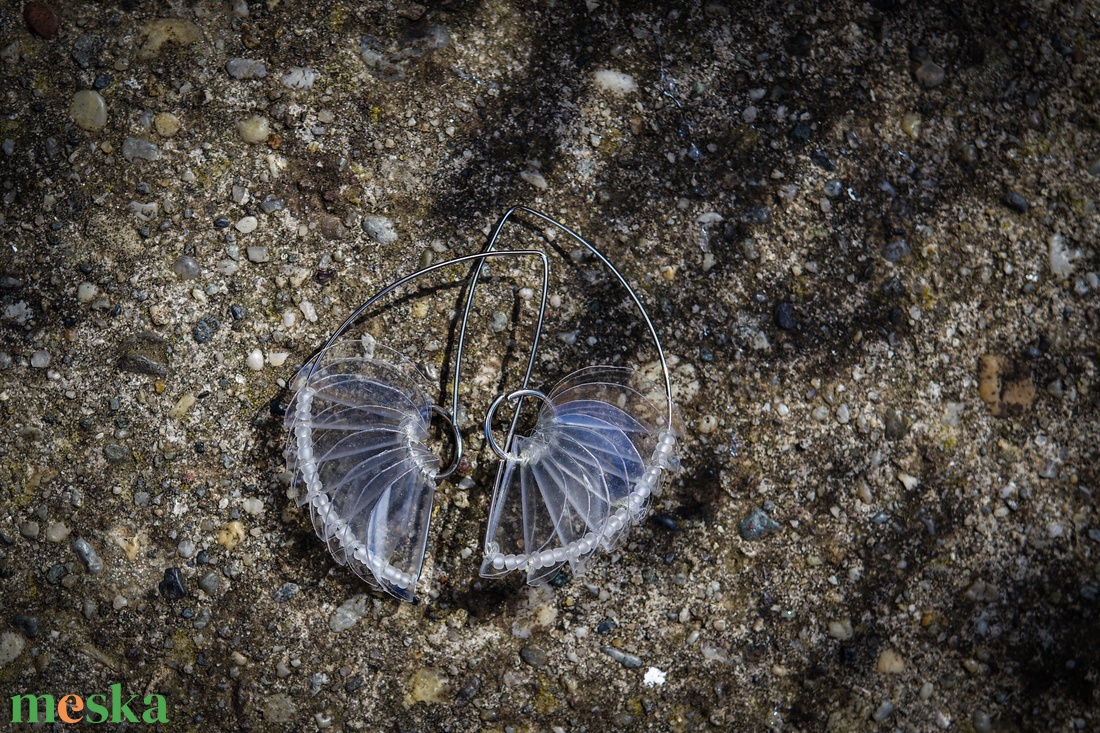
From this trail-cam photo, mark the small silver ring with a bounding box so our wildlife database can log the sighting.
[430,405,464,479]
[483,389,552,460]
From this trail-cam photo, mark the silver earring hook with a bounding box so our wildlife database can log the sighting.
[305,248,551,480]
[451,207,676,461]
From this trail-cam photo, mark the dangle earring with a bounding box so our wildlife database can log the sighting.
[284,250,550,601]
[451,207,683,586]
[285,207,682,600]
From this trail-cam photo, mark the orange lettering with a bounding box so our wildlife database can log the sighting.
[57,694,84,724]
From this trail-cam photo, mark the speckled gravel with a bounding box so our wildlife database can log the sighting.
[0,1,1097,730]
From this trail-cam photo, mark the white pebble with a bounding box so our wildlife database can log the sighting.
[519,170,548,189]
[268,351,289,367]
[242,497,264,515]
[281,67,317,89]
[282,311,297,328]
[246,348,264,371]
[361,215,398,245]
[299,301,318,322]
[77,282,98,303]
[235,216,258,234]
[30,351,51,369]
[238,115,271,144]
[593,69,637,95]
[246,246,270,263]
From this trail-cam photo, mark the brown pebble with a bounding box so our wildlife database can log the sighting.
[977,354,1035,418]
[24,2,60,38]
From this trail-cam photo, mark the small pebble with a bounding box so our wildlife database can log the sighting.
[273,582,300,602]
[519,170,548,190]
[122,137,161,162]
[154,112,180,138]
[45,521,70,542]
[362,215,398,244]
[247,246,269,263]
[172,255,201,280]
[519,646,548,667]
[70,90,108,131]
[235,216,258,233]
[24,1,60,38]
[882,239,910,263]
[0,632,26,668]
[192,316,221,344]
[13,614,38,638]
[827,619,853,640]
[738,508,781,541]
[77,282,99,302]
[329,595,368,632]
[601,647,642,668]
[245,349,264,371]
[104,443,130,463]
[158,568,187,600]
[593,69,637,95]
[71,537,103,574]
[914,59,945,87]
[238,115,271,144]
[30,351,50,368]
[177,538,196,559]
[872,701,895,723]
[774,301,796,330]
[281,67,317,89]
[259,196,285,214]
[1002,191,1029,214]
[226,57,267,79]
[876,648,906,674]
[901,113,921,139]
[198,572,221,595]
[19,521,40,539]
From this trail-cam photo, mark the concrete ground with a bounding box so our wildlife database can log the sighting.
[0,0,1098,730]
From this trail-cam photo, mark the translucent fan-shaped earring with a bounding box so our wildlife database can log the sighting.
[452,207,683,585]
[285,250,550,600]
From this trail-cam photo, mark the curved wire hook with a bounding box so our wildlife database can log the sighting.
[451,207,676,449]
[303,248,552,479]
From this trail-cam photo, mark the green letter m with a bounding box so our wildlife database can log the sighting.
[11,694,56,724]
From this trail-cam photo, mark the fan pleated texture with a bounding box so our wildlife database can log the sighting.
[480,366,675,584]
[285,341,438,600]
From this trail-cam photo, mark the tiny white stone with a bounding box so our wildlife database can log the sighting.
[643,667,666,687]
[267,351,288,367]
[519,170,548,189]
[282,310,297,328]
[897,472,919,491]
[245,348,264,371]
[593,69,637,95]
[281,67,317,89]
[235,216,258,233]
[299,300,318,322]
[77,282,98,303]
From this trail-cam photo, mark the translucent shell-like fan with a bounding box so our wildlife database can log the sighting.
[285,340,439,600]
[480,366,680,584]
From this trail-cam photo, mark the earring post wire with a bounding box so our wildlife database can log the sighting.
[452,207,676,447]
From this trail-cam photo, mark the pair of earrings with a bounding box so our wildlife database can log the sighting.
[284,207,681,601]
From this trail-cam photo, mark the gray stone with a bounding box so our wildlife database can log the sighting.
[71,537,103,574]
[738,508,782,541]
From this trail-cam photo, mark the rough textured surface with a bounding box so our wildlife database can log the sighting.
[0,1,1098,731]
